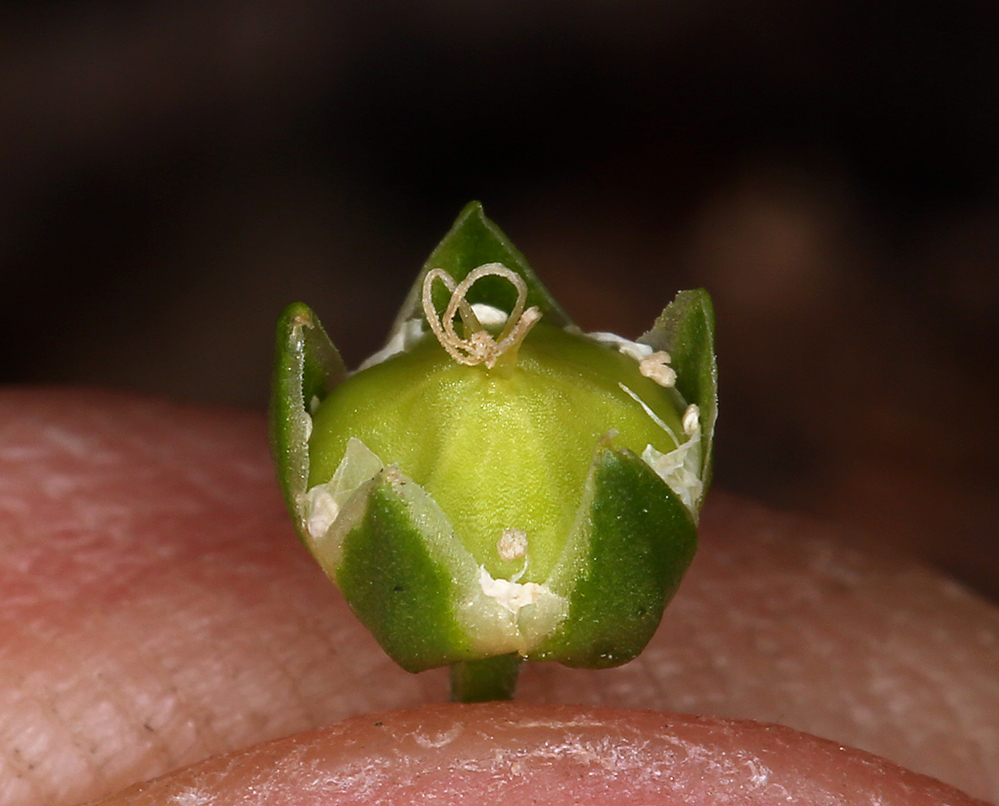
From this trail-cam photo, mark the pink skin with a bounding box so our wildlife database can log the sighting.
[0,389,996,806]
[100,705,986,806]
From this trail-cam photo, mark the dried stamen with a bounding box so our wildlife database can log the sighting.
[639,351,677,387]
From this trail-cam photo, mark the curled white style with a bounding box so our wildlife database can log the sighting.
[422,263,542,368]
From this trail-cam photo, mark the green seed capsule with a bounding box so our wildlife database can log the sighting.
[270,202,717,701]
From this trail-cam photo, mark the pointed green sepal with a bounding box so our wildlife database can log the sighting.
[533,444,698,667]
[306,442,571,671]
[336,474,477,672]
[389,201,573,341]
[270,302,347,544]
[641,289,718,497]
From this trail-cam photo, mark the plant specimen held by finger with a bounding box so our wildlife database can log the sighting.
[271,202,717,702]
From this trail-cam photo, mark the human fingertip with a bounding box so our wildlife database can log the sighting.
[94,704,993,806]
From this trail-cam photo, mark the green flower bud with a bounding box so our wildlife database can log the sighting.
[270,202,717,701]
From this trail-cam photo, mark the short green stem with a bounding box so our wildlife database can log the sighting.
[450,654,523,702]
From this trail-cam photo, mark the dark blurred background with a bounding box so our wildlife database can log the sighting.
[1,0,997,600]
